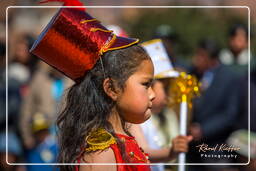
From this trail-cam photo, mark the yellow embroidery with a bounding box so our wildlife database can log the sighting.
[84,24,139,55]
[90,28,113,33]
[107,39,139,52]
[85,128,116,152]
[100,34,117,55]
[80,18,98,24]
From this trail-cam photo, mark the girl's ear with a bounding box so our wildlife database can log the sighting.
[103,78,119,101]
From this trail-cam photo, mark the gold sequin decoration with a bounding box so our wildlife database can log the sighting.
[85,128,116,152]
[168,72,200,108]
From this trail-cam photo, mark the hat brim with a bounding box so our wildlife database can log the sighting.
[107,36,139,52]
[155,70,179,79]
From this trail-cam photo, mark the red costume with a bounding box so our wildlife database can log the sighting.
[111,134,151,171]
[76,130,151,171]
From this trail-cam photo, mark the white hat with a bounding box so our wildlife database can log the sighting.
[141,39,179,79]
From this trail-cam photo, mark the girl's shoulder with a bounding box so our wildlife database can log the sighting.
[85,128,116,152]
[81,147,117,171]
[79,128,117,170]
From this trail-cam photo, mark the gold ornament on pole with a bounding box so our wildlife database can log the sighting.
[168,72,200,171]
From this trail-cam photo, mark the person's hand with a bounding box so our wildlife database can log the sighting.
[169,135,193,159]
[189,123,202,141]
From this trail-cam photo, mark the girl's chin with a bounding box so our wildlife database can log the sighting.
[144,113,151,122]
[125,109,152,124]
[141,109,152,122]
[127,114,151,124]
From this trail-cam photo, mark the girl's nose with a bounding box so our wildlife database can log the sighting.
[148,87,156,101]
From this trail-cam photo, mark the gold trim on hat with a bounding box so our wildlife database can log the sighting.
[107,39,139,52]
[90,28,113,33]
[100,34,117,55]
[80,18,98,23]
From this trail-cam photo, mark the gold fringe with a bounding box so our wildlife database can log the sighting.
[85,128,116,152]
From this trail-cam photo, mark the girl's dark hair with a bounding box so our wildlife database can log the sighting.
[57,45,150,171]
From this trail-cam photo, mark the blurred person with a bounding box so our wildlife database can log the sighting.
[219,24,249,74]
[0,41,24,170]
[25,112,58,171]
[188,39,240,171]
[226,60,256,171]
[0,42,5,120]
[144,79,180,148]
[19,61,72,150]
[130,39,191,171]
[9,35,32,85]
[130,80,189,171]
[8,34,40,105]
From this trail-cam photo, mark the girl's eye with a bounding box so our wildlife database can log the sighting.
[142,82,152,88]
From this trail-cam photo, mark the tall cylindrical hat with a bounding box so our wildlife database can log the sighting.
[30,0,139,82]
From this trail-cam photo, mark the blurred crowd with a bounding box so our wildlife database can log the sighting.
[0,5,255,171]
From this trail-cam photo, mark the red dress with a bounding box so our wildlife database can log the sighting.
[76,133,151,171]
[111,133,151,171]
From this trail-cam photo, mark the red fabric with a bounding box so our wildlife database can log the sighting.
[75,134,151,171]
[111,134,151,171]
[40,0,85,10]
[30,8,138,82]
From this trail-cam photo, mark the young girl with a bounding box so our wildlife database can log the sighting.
[30,0,192,170]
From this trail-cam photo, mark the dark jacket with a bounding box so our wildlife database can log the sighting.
[192,64,240,144]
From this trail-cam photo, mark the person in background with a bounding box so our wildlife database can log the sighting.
[227,59,256,171]
[9,35,32,85]
[26,113,58,171]
[0,41,24,171]
[130,39,191,171]
[19,62,72,150]
[219,24,249,75]
[188,39,240,171]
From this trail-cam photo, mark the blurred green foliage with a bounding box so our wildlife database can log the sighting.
[123,7,254,61]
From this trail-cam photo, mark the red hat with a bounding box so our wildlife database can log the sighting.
[30,0,139,82]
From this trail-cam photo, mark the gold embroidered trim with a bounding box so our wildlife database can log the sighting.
[107,39,139,52]
[100,34,117,54]
[90,28,113,33]
[87,26,139,55]
[80,18,98,24]
[85,128,116,152]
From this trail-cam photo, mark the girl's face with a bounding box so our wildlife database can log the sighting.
[116,59,155,124]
